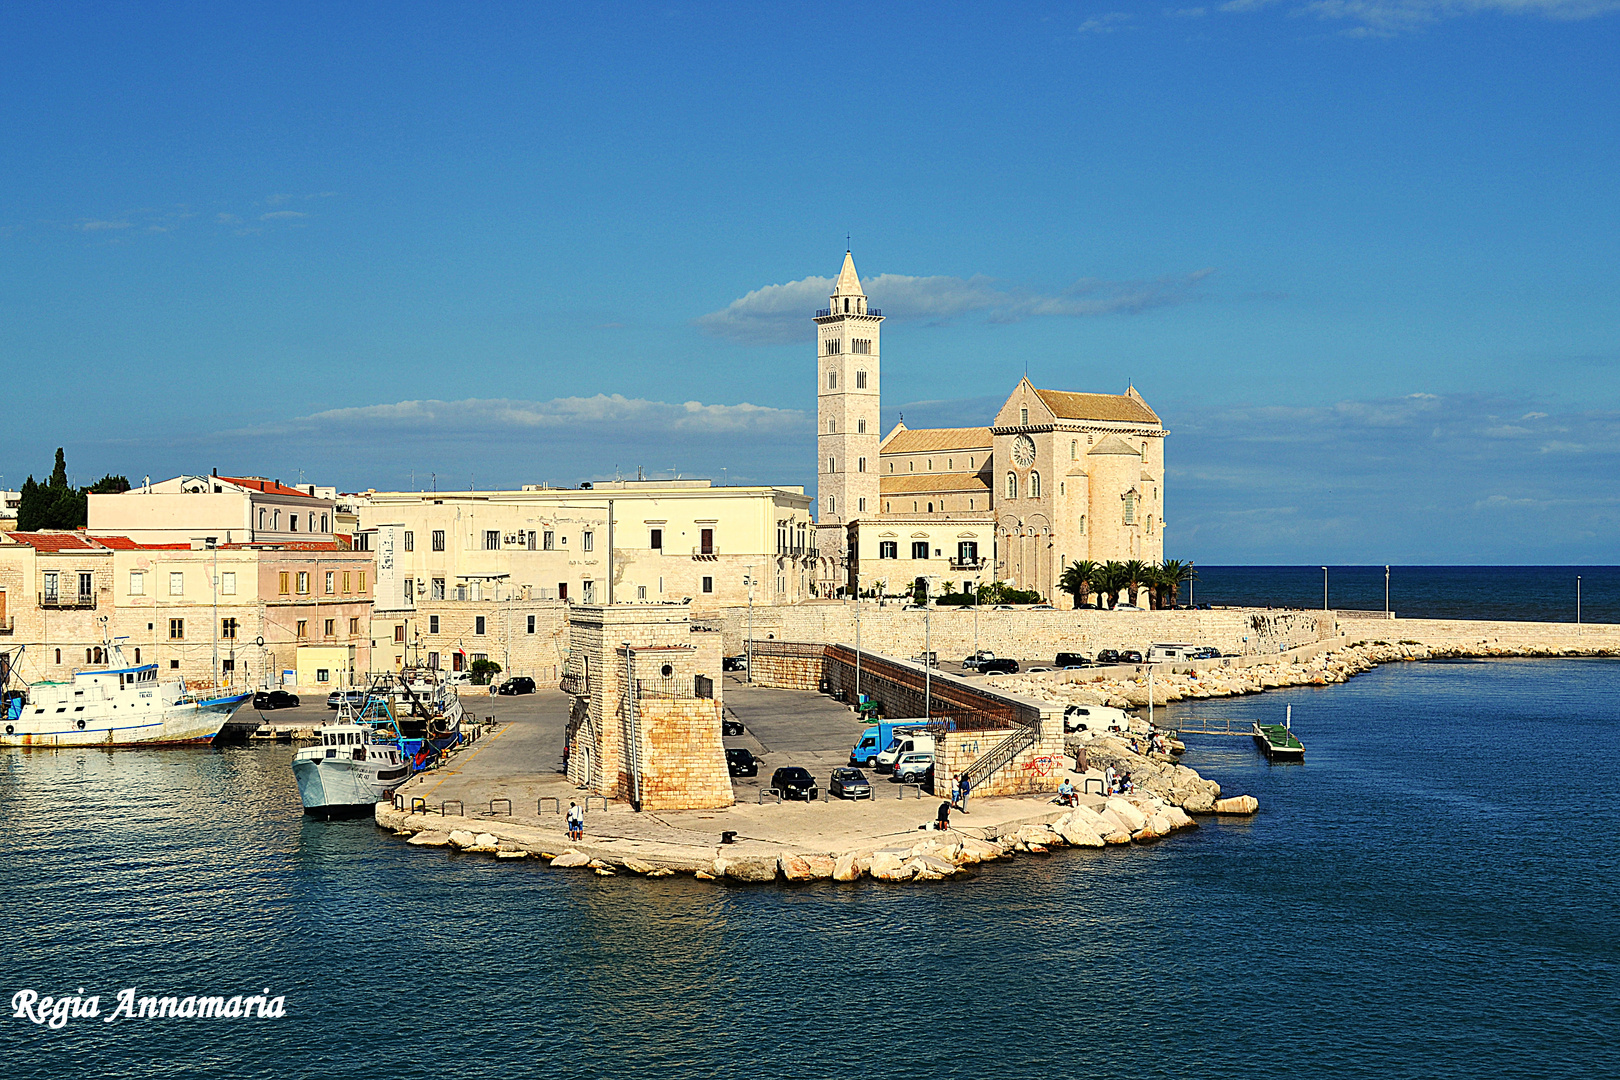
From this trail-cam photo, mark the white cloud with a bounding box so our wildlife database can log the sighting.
[1078,12,1133,32]
[259,210,308,221]
[78,220,132,231]
[697,267,1213,344]
[1219,0,1620,33]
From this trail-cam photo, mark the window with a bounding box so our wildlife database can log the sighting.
[827,370,837,388]
[357,571,366,593]
[475,616,486,635]
[429,615,440,634]
[169,572,184,596]
[222,659,233,672]
[1020,407,1029,425]
[273,510,280,530]
[827,456,836,473]
[485,530,500,550]
[878,541,898,559]
[404,531,414,552]
[958,541,979,564]
[826,418,836,433]
[432,577,445,600]
[581,581,596,604]
[650,528,663,550]
[1071,439,1078,460]
[259,509,266,530]
[321,514,328,532]
[221,571,235,595]
[42,572,58,602]
[432,530,446,551]
[331,620,341,638]
[888,462,894,473]
[289,514,297,532]
[856,368,868,386]
[1148,515,1155,535]
[404,578,414,603]
[168,618,184,640]
[325,571,335,594]
[857,418,867,434]
[222,618,238,639]
[701,576,714,593]
[1006,472,1017,499]
[582,531,594,552]
[1030,471,1041,498]
[823,339,840,355]
[1123,493,1137,525]
[170,659,179,669]
[353,532,370,551]
[296,572,309,594]
[558,583,567,600]
[296,620,307,640]
[700,528,714,555]
[637,585,647,600]
[1079,515,1086,534]
[310,513,317,531]
[858,498,866,512]
[279,571,290,595]
[827,496,835,514]
[391,623,401,642]
[543,530,555,550]
[349,618,359,634]
[527,615,536,634]
[911,541,930,560]
[316,668,330,683]
[129,571,144,596]
[527,530,537,550]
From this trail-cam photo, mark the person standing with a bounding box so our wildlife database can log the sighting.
[958,773,970,814]
[566,801,584,841]
[1104,764,1117,795]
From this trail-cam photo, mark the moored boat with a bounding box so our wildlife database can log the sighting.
[1252,720,1305,761]
[291,717,412,819]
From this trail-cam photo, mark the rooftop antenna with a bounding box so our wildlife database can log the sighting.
[846,233,850,251]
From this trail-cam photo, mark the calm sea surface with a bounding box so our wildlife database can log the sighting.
[2,659,1617,1079]
[1192,564,1620,623]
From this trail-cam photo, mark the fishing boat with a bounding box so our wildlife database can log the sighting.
[1252,706,1305,761]
[291,712,412,819]
[1,643,250,748]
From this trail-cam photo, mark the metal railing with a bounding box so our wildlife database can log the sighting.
[691,546,719,557]
[949,558,987,571]
[441,800,464,817]
[633,677,704,700]
[39,593,96,610]
[585,796,608,813]
[538,797,561,815]
[489,798,512,816]
[960,725,1039,793]
[758,788,782,804]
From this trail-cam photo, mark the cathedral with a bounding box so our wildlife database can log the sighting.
[811,251,1166,604]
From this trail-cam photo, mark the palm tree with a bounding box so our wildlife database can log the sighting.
[1142,564,1167,609]
[1160,559,1195,608]
[1122,559,1148,608]
[1058,560,1099,610]
[1095,561,1126,608]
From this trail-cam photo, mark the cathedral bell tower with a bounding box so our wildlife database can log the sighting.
[813,250,882,528]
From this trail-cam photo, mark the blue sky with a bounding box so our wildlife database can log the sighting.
[3,1,1617,562]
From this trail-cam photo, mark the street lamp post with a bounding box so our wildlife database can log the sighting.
[1385,565,1390,618]
[1577,576,1582,625]
[923,576,936,723]
[1322,566,1329,611]
[853,603,862,706]
[745,564,755,684]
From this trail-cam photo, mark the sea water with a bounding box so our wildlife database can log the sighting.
[1,658,1616,1079]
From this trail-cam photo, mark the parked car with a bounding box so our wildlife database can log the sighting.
[977,657,1020,675]
[254,690,299,710]
[962,650,996,670]
[876,732,935,773]
[829,767,872,800]
[1121,650,1144,664]
[726,748,758,777]
[496,676,536,695]
[722,655,748,672]
[1054,651,1089,668]
[992,604,1015,610]
[326,689,369,710]
[1114,603,1144,611]
[910,651,938,666]
[1095,649,1121,665]
[1188,647,1222,660]
[892,751,934,786]
[1030,603,1055,610]
[722,718,745,737]
[770,766,818,800]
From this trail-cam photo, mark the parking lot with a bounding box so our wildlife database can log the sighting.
[720,674,885,800]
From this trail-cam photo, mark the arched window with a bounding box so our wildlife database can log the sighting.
[1079,515,1086,534]
[844,297,850,313]
[1071,440,1078,460]
[309,512,316,532]
[273,510,280,530]
[927,502,934,513]
[259,508,266,529]
[856,369,867,388]
[827,370,837,389]
[1030,472,1041,498]
[321,514,328,532]
[1006,472,1017,499]
[827,456,836,473]
[1148,515,1155,535]
[857,418,866,434]
[289,514,298,532]
[827,496,835,514]
[857,457,866,473]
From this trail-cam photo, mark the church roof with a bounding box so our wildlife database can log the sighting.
[1087,434,1143,456]
[832,250,864,297]
[1034,388,1160,425]
[880,474,992,496]
[880,426,993,454]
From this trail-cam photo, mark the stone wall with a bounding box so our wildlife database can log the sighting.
[704,603,1337,662]
[635,698,732,810]
[937,728,1069,799]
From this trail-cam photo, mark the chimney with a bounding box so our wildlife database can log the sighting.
[212,467,217,477]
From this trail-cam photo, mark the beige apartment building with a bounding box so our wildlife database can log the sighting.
[354,479,815,678]
[88,474,340,547]
[0,532,375,692]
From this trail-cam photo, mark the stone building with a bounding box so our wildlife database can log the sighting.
[811,251,1167,603]
[88,474,340,547]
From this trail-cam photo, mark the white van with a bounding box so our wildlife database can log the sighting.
[1064,704,1131,733]
[876,731,935,773]
[1146,643,1196,663]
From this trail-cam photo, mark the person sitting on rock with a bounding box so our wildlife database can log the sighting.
[1057,778,1077,806]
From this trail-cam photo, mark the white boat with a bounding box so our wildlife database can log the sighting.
[291,717,412,819]
[1,657,249,748]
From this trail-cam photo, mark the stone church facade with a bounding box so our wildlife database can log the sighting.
[812,252,1167,604]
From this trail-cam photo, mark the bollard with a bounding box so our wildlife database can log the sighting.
[586,795,608,813]
[490,798,512,816]
[442,799,463,817]
[538,796,561,815]
[758,789,782,805]
[392,794,405,810]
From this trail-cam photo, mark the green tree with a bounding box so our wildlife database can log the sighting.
[14,449,123,531]
[1058,559,1098,609]
[1094,561,1126,608]
[1122,560,1148,608]
[1159,559,1196,608]
[469,658,503,685]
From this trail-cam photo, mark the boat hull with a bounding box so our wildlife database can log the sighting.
[292,755,408,818]
[0,693,250,749]
[1252,724,1306,761]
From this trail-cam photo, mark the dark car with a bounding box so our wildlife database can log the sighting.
[770,766,818,801]
[325,689,367,710]
[1055,651,1088,668]
[978,658,1020,675]
[1095,649,1121,665]
[722,655,747,672]
[1121,650,1144,664]
[829,767,872,800]
[722,718,745,737]
[255,690,299,710]
[726,748,758,777]
[496,676,536,695]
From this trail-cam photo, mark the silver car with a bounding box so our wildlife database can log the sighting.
[893,751,934,785]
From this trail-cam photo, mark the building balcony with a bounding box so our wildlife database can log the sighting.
[691,546,719,559]
[814,307,881,318]
[39,593,96,610]
[949,558,988,572]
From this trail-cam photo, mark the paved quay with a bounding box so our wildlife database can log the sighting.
[380,676,1220,880]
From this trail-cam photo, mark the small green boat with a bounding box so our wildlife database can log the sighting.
[1252,718,1305,761]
